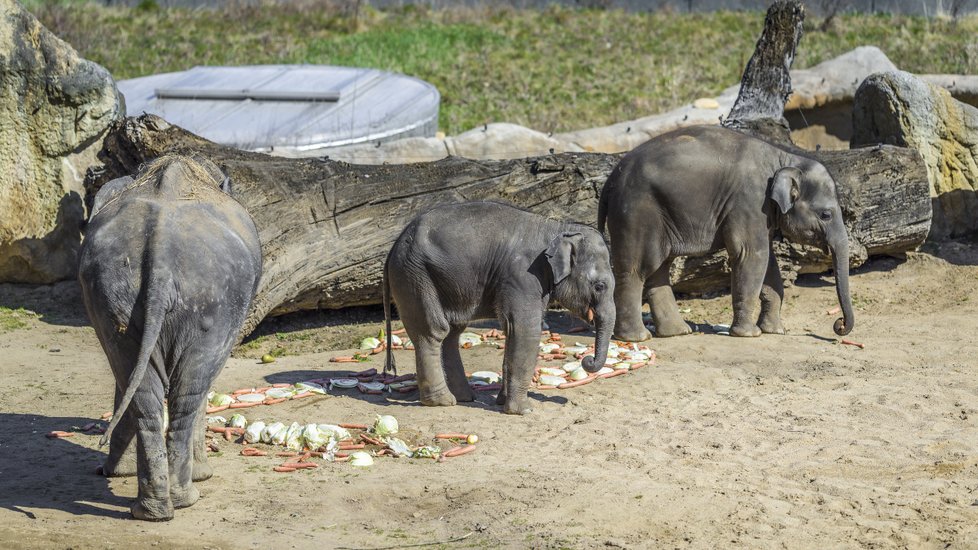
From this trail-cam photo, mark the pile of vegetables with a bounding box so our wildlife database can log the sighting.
[205,413,479,472]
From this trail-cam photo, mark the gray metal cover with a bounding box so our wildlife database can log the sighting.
[117,65,440,154]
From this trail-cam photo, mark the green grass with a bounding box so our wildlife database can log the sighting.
[26,1,978,135]
[0,307,36,333]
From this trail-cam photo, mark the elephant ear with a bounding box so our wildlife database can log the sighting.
[771,166,802,214]
[545,232,583,284]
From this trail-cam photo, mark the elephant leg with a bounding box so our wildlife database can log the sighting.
[191,403,213,482]
[758,242,786,335]
[646,259,691,337]
[496,319,509,406]
[612,269,652,342]
[500,310,543,415]
[98,386,138,477]
[727,239,767,338]
[442,326,475,402]
[130,383,174,521]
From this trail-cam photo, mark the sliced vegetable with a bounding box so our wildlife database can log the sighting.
[459,332,483,347]
[208,393,233,407]
[469,371,500,384]
[360,336,382,350]
[294,381,326,395]
[236,393,266,403]
[349,451,374,466]
[329,378,359,390]
[373,415,399,436]
[245,421,266,444]
[228,414,247,429]
[538,375,567,386]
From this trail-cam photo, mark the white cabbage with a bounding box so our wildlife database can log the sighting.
[245,421,265,444]
[373,415,398,436]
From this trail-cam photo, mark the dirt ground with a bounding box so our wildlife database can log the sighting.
[1,240,976,549]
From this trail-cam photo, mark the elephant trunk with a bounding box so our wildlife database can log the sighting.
[829,231,854,336]
[582,305,615,373]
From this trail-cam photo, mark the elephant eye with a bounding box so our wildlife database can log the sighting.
[594,281,608,292]
[819,210,832,221]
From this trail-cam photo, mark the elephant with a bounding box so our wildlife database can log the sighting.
[598,125,854,340]
[382,201,615,415]
[78,155,262,521]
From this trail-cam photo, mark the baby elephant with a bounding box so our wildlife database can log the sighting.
[383,201,615,415]
[599,125,854,340]
[79,155,262,521]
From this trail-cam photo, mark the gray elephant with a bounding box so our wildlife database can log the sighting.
[382,201,615,415]
[598,125,854,340]
[78,155,262,521]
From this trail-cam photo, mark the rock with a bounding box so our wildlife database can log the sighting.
[446,123,579,160]
[0,0,122,283]
[693,98,721,110]
[852,70,978,239]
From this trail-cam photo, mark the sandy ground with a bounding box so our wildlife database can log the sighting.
[1,241,977,549]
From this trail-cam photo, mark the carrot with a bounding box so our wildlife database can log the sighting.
[45,430,75,439]
[360,435,383,446]
[354,368,378,377]
[333,456,351,462]
[231,388,255,396]
[206,405,229,414]
[630,362,648,371]
[392,328,407,335]
[474,384,502,392]
[434,433,469,440]
[540,354,554,361]
[599,369,629,379]
[273,466,296,473]
[338,443,366,450]
[309,451,326,458]
[224,430,234,441]
[254,386,272,393]
[276,451,298,457]
[461,342,473,350]
[442,445,477,458]
[370,345,385,355]
[263,397,287,405]
[229,401,261,409]
[335,452,349,459]
[291,391,314,399]
[551,353,567,360]
[376,449,389,456]
[339,423,369,430]
[389,373,416,383]
[841,339,865,349]
[290,462,318,470]
[330,356,358,363]
[396,386,417,394]
[535,385,557,390]
[549,334,562,342]
[100,412,114,420]
[338,439,354,444]
[826,306,842,315]
[207,426,228,433]
[272,383,292,388]
[557,376,595,389]
[241,448,267,457]
[568,326,588,334]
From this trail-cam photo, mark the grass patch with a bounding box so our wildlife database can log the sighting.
[27,2,978,134]
[0,307,36,333]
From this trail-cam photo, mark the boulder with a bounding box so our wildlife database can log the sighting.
[0,0,122,283]
[852,70,978,239]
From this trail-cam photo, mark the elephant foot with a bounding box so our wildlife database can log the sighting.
[451,386,476,403]
[730,322,762,337]
[97,459,138,478]
[131,497,174,522]
[420,388,457,407]
[171,484,200,509]
[758,318,786,335]
[192,460,213,482]
[653,319,692,337]
[502,398,533,415]
[612,323,653,342]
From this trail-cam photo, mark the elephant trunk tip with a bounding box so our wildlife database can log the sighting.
[833,317,852,336]
[581,355,601,373]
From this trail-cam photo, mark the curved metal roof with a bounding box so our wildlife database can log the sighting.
[117,65,440,155]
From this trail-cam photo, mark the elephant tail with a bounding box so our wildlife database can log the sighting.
[382,258,397,376]
[99,273,169,448]
[597,173,611,236]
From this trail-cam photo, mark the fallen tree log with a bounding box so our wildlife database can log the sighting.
[86,1,930,337]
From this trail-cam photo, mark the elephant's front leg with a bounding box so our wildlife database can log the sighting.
[727,238,768,338]
[612,268,653,342]
[131,386,174,521]
[500,312,543,415]
[441,326,475,402]
[190,401,213,482]
[757,242,786,334]
[646,260,691,337]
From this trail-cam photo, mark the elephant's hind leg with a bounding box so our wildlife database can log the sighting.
[442,326,475,402]
[98,387,138,477]
[131,385,174,521]
[727,238,767,338]
[646,260,691,337]
[612,269,652,342]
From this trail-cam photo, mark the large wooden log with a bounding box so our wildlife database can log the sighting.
[85,1,930,336]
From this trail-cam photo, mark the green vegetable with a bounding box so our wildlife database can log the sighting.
[372,414,399,436]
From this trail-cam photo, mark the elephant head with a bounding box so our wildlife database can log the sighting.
[770,163,854,336]
[546,228,617,373]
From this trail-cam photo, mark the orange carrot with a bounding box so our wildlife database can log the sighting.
[45,430,75,439]
[335,452,350,459]
[231,388,255,396]
[536,385,557,390]
[599,369,629,379]
[241,448,267,457]
[333,456,351,462]
[207,426,228,433]
[442,445,477,458]
[330,356,358,363]
[549,334,562,342]
[557,376,595,389]
[338,443,366,450]
[551,353,567,360]
[229,401,261,409]
[206,405,229,414]
[630,362,648,371]
[272,383,292,388]
[826,306,842,315]
[263,397,287,405]
[224,430,233,441]
[568,326,588,334]
[291,391,313,399]
[100,412,114,420]
[273,466,296,473]
[360,435,383,446]
[841,339,865,349]
[354,368,378,377]
[339,423,369,430]
[392,328,407,335]
[276,451,298,457]
[371,345,385,355]
[290,462,318,470]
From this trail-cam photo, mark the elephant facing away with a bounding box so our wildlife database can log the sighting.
[383,201,615,415]
[79,155,262,521]
[599,125,854,341]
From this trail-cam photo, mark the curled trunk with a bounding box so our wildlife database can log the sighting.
[582,306,614,373]
[830,234,855,336]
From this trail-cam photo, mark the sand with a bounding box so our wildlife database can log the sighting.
[0,242,976,549]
